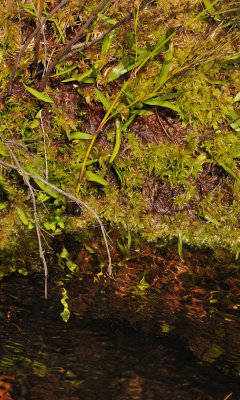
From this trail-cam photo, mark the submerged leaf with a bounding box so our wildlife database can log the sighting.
[23,84,54,103]
[60,288,70,323]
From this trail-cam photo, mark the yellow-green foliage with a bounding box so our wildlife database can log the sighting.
[1,0,240,258]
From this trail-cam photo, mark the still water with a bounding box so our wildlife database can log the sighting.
[1,254,240,399]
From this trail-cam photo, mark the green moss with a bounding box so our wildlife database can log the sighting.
[1,0,240,261]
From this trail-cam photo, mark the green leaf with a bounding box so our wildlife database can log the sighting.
[0,172,9,187]
[0,201,8,210]
[30,119,40,129]
[155,42,173,88]
[18,208,29,226]
[178,234,184,262]
[228,110,240,132]
[143,98,181,113]
[107,31,174,82]
[51,64,78,77]
[202,213,221,226]
[152,28,174,55]
[109,118,121,163]
[86,171,109,186]
[66,260,78,273]
[25,166,59,199]
[234,91,240,103]
[108,54,136,82]
[101,30,116,56]
[203,0,215,14]
[131,110,153,116]
[70,131,93,140]
[60,288,70,323]
[59,246,69,259]
[94,88,111,111]
[23,84,54,104]
[217,160,240,182]
[62,67,94,83]
[49,17,65,43]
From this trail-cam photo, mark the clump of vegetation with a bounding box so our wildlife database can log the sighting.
[0,0,240,290]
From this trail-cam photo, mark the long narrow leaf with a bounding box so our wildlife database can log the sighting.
[70,132,93,140]
[51,64,78,77]
[203,0,215,14]
[155,42,173,88]
[109,118,121,163]
[101,30,116,56]
[143,98,181,113]
[86,170,109,186]
[24,84,54,104]
[94,88,111,111]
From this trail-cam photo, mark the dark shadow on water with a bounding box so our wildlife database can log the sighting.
[0,265,240,399]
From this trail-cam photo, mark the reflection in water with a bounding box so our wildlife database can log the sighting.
[0,270,240,399]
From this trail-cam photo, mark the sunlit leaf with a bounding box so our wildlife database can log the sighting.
[0,201,8,210]
[108,54,136,82]
[66,260,78,273]
[23,84,54,104]
[62,67,94,83]
[178,234,184,262]
[70,131,93,140]
[234,91,240,102]
[94,88,111,111]
[109,118,121,163]
[155,42,173,88]
[18,208,29,226]
[25,166,59,198]
[143,98,181,113]
[86,170,109,185]
[203,0,215,14]
[101,30,116,56]
[202,213,221,226]
[51,64,78,77]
